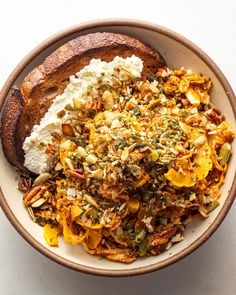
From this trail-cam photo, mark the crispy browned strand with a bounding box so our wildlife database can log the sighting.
[1,32,166,172]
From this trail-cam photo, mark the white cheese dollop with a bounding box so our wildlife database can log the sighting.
[23,55,143,174]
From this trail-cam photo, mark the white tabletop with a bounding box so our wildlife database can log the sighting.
[0,0,235,294]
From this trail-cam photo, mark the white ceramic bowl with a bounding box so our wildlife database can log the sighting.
[0,19,235,276]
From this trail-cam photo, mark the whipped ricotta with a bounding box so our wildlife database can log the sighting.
[23,55,143,174]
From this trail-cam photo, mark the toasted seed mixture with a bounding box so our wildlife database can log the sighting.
[20,59,234,263]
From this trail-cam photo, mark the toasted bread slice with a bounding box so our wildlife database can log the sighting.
[1,88,25,170]
[1,32,166,172]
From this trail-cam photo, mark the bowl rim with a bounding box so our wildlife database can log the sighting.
[0,18,235,277]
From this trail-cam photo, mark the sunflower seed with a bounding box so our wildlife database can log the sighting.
[27,207,36,221]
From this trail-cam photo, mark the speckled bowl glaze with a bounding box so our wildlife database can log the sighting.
[0,19,235,276]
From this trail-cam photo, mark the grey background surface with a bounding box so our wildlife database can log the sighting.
[0,0,235,294]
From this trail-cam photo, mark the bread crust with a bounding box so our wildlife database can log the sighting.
[1,32,166,172]
[1,88,26,171]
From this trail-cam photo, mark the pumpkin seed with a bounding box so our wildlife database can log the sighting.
[135,229,146,244]
[207,200,219,213]
[39,203,51,210]
[84,194,100,209]
[33,172,51,186]
[189,193,196,201]
[127,165,141,178]
[31,198,47,208]
[139,237,148,256]
[127,143,136,152]
[150,149,159,162]
[219,143,231,165]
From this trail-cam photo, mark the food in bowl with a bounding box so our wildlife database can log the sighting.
[1,32,234,263]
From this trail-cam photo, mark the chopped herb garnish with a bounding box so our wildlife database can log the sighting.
[22,59,233,263]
